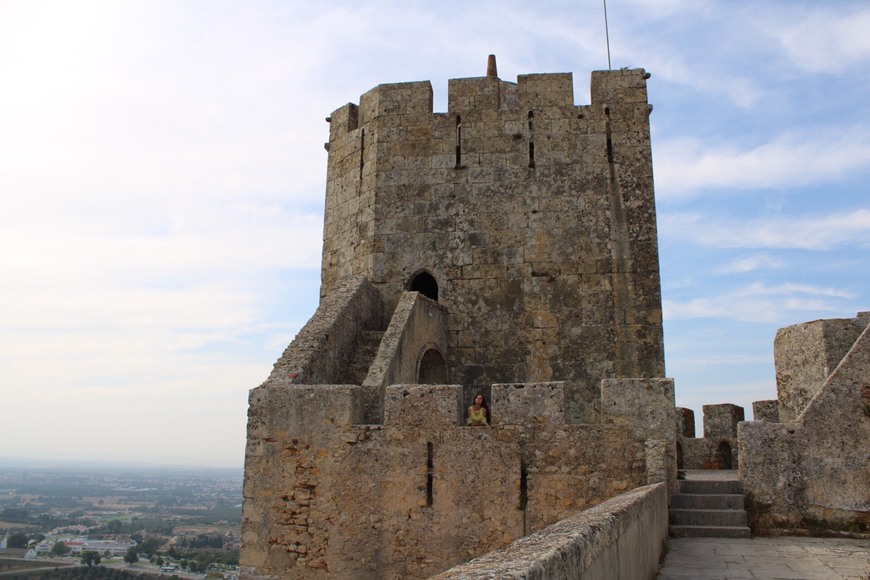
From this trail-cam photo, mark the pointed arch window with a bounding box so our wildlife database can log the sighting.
[409,271,438,301]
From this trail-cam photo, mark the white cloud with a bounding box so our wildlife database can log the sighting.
[660,208,870,250]
[773,7,870,73]
[655,130,870,198]
[664,282,854,323]
[714,253,784,274]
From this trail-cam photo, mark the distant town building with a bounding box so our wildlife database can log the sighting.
[63,539,135,556]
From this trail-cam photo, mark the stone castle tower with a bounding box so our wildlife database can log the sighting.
[241,59,674,578]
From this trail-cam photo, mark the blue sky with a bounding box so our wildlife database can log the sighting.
[1,0,868,468]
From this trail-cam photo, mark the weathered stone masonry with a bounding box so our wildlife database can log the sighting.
[739,312,870,532]
[320,67,664,419]
[241,65,674,579]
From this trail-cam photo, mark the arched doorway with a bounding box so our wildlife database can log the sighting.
[409,271,438,301]
[417,348,447,384]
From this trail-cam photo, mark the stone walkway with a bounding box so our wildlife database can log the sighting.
[657,535,870,579]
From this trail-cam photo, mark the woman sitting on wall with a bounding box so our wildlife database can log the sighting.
[466,393,489,426]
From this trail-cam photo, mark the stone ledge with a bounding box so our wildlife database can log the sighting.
[430,482,667,579]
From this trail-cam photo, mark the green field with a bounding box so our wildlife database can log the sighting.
[0,520,36,529]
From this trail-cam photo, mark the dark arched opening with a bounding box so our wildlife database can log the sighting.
[417,348,447,384]
[410,271,438,301]
[717,441,733,470]
[676,441,684,470]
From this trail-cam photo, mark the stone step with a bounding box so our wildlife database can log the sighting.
[339,331,385,385]
[669,476,751,539]
[677,479,743,495]
[669,524,752,539]
[670,493,744,510]
[669,508,748,527]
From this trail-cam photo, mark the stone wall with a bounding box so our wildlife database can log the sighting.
[319,68,664,422]
[740,313,870,532]
[363,290,449,422]
[676,404,743,470]
[430,483,668,580]
[241,380,674,579]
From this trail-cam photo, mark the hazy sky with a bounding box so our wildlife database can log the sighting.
[1,0,868,468]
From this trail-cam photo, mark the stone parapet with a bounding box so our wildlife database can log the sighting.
[431,483,667,580]
[491,382,565,426]
[602,378,675,439]
[703,403,744,440]
[676,407,695,437]
[752,399,779,422]
[740,316,870,533]
[382,384,463,428]
[241,375,674,578]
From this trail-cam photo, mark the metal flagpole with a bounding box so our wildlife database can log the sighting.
[603,0,612,70]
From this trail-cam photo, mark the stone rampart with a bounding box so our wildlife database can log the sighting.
[241,381,674,579]
[740,314,870,532]
[676,404,743,470]
[431,482,667,580]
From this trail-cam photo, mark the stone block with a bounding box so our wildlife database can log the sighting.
[491,382,565,426]
[359,81,433,124]
[703,403,744,440]
[517,73,574,108]
[676,407,695,437]
[752,399,779,422]
[774,316,868,422]
[601,378,675,440]
[382,384,463,428]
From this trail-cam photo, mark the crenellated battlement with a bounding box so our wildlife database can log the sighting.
[328,68,651,139]
[243,375,674,578]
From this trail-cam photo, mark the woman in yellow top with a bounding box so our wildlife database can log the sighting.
[466,393,489,426]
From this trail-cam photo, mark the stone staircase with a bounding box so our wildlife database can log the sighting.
[669,475,751,538]
[339,330,385,385]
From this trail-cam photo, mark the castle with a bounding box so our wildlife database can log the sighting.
[240,58,675,578]
[240,56,870,578]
